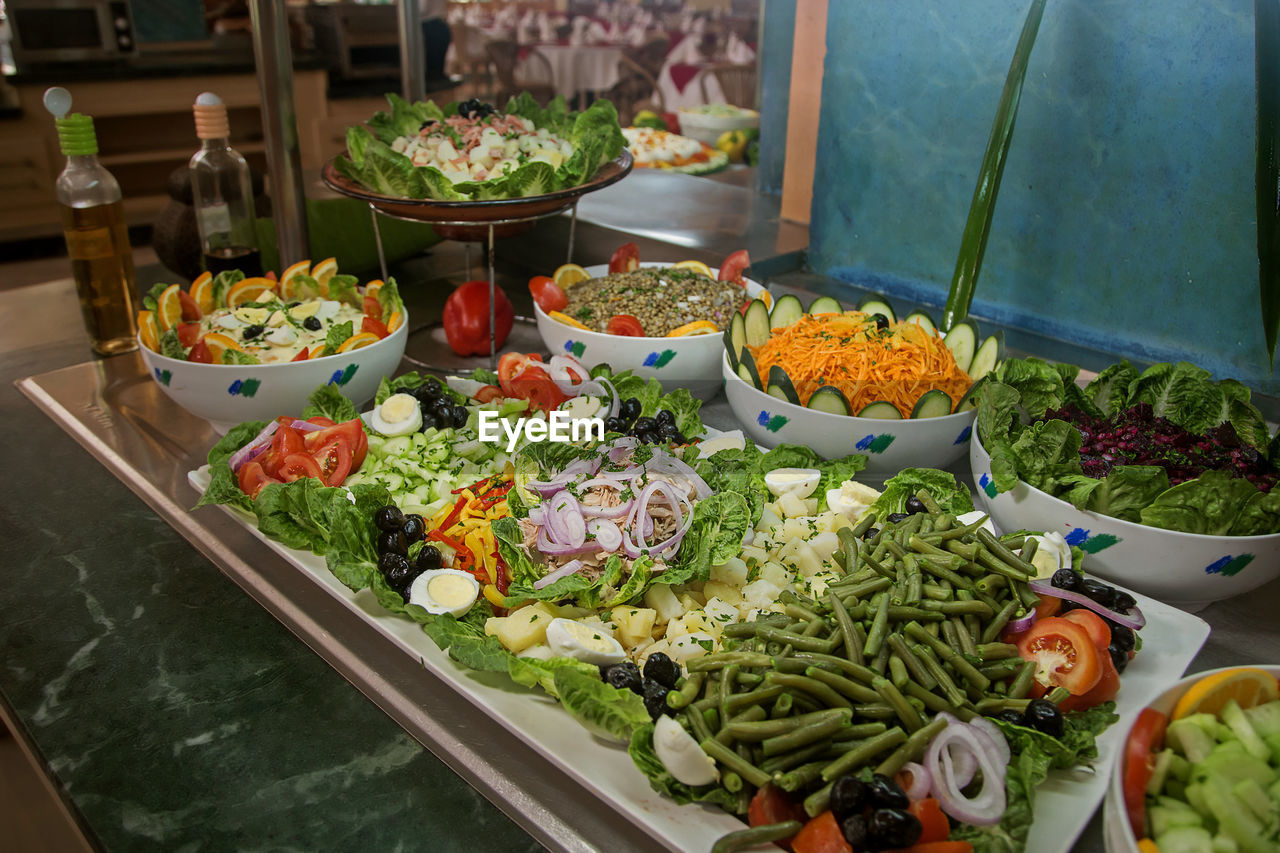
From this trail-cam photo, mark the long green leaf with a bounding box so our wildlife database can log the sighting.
[942,0,1048,332]
[1257,0,1280,364]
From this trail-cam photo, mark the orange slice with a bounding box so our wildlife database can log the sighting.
[548,310,590,330]
[1137,841,1160,853]
[666,320,719,337]
[673,260,714,278]
[189,271,214,313]
[156,283,184,331]
[202,332,246,363]
[335,331,380,353]
[1171,668,1280,720]
[278,260,311,300]
[138,310,160,351]
[386,310,404,333]
[553,263,590,287]
[311,257,338,295]
[226,276,276,308]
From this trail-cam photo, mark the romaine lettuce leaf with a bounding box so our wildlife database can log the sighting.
[993,357,1065,419]
[660,494,750,588]
[508,655,599,698]
[1008,419,1082,493]
[1230,489,1280,535]
[1139,469,1261,535]
[194,419,269,511]
[1084,360,1138,416]
[1127,361,1225,434]
[627,723,738,812]
[301,383,358,423]
[345,125,376,167]
[870,468,974,520]
[975,379,1024,449]
[553,667,650,742]
[1058,465,1170,523]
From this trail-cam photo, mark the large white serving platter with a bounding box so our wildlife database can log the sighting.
[189,467,1210,853]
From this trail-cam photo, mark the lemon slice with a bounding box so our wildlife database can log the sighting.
[672,260,714,279]
[553,263,590,287]
[278,260,311,300]
[666,320,720,337]
[156,283,184,331]
[1171,668,1280,719]
[548,310,590,330]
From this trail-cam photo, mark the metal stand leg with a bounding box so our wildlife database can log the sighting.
[464,243,472,280]
[488,223,497,371]
[567,202,578,264]
[369,204,389,283]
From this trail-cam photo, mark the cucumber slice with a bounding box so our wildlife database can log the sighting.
[766,365,801,405]
[807,385,851,415]
[910,388,954,419]
[769,294,804,330]
[955,375,988,412]
[808,295,843,315]
[729,312,747,361]
[738,349,762,389]
[743,299,771,348]
[943,321,979,372]
[858,293,896,324]
[856,401,903,420]
[968,332,1004,381]
[903,310,937,335]
[723,329,740,371]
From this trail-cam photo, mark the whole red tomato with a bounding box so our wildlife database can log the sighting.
[442,280,515,357]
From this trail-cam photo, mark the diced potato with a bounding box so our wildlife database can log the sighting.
[611,606,657,648]
[678,592,705,613]
[793,543,825,578]
[758,505,783,533]
[739,545,770,567]
[777,536,804,565]
[640,638,671,667]
[668,632,715,664]
[742,579,783,610]
[518,644,555,660]
[664,618,690,640]
[485,601,558,652]
[778,493,809,518]
[580,616,617,639]
[710,556,750,587]
[759,561,792,588]
[704,597,739,630]
[815,511,848,533]
[703,580,743,607]
[806,571,841,599]
[804,498,819,515]
[809,531,841,563]
[644,584,683,623]
[682,610,717,637]
[781,517,814,543]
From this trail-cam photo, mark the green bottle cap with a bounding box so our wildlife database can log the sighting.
[55,113,99,157]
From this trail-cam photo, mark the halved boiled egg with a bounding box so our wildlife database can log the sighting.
[696,429,745,458]
[764,467,821,499]
[408,569,479,617]
[1022,530,1071,579]
[369,393,422,437]
[653,714,719,786]
[544,617,626,666]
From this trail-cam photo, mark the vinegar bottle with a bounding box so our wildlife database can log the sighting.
[190,92,262,277]
[44,87,139,356]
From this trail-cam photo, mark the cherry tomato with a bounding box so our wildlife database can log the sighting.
[1058,643,1120,712]
[236,461,279,499]
[278,452,324,482]
[747,784,805,833]
[1016,616,1102,695]
[473,384,505,403]
[1034,593,1063,621]
[1062,609,1112,650]
[908,798,950,845]
[718,249,750,285]
[362,315,390,339]
[528,275,568,313]
[178,289,203,321]
[187,340,213,363]
[606,314,646,337]
[608,242,640,274]
[363,295,382,318]
[176,321,201,348]
[790,811,852,853]
[291,347,310,362]
[1122,708,1168,838]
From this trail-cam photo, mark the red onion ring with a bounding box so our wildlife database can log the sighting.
[580,499,634,520]
[548,355,592,392]
[535,527,600,556]
[228,420,279,472]
[548,490,586,547]
[967,716,1012,767]
[287,419,326,433]
[533,559,584,589]
[1028,579,1146,630]
[925,717,1008,826]
[899,762,933,801]
[608,436,639,464]
[588,519,623,552]
[644,449,711,499]
[1004,610,1037,635]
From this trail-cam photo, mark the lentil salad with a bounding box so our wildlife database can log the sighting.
[562,267,744,336]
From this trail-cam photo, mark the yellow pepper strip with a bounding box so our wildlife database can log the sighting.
[483,584,505,608]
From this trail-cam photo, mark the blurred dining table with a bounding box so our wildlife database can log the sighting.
[519,43,626,106]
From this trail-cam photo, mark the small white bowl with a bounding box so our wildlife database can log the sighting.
[677,107,760,146]
[970,429,1280,609]
[139,319,407,434]
[1103,665,1280,853]
[533,262,763,400]
[721,352,977,479]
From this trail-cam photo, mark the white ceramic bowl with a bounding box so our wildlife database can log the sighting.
[970,429,1280,609]
[533,262,763,400]
[676,107,760,146]
[139,319,407,434]
[721,352,977,479]
[1102,664,1280,853]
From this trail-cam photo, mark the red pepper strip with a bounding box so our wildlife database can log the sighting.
[494,554,511,595]
[428,529,467,553]
[437,496,469,532]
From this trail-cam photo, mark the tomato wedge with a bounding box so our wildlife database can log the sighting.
[1062,609,1112,650]
[178,289,203,321]
[528,275,568,313]
[176,321,202,348]
[497,352,544,397]
[363,294,381,318]
[718,249,750,285]
[303,419,367,473]
[606,314,645,336]
[1122,708,1168,838]
[1058,642,1120,712]
[278,452,324,482]
[1016,617,1102,695]
[362,315,389,338]
[608,242,640,274]
[291,347,310,362]
[187,340,213,363]
[747,784,806,832]
[508,371,568,413]
[473,384,505,403]
[237,460,279,498]
[791,811,852,853]
[1033,593,1062,620]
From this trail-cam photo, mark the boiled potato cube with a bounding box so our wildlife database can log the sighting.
[809,531,841,563]
[742,579,783,610]
[611,606,657,648]
[485,601,558,652]
[759,561,792,588]
[678,592,705,613]
[704,596,739,629]
[793,543,825,578]
[778,493,809,518]
[804,498,819,515]
[644,584,683,623]
[710,557,750,587]
[682,610,717,637]
[703,581,743,607]
[668,632,715,664]
[739,545,770,567]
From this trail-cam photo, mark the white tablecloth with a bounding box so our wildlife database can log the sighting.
[520,44,625,99]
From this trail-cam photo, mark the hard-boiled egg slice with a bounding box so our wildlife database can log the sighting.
[265,326,297,347]
[369,393,423,437]
[653,714,719,786]
[544,617,626,666]
[764,467,821,500]
[315,300,342,322]
[408,569,479,617]
[826,480,881,521]
[697,429,746,458]
[1022,531,1071,579]
[558,394,607,421]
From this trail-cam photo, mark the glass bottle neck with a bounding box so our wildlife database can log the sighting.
[65,153,103,170]
[202,137,233,151]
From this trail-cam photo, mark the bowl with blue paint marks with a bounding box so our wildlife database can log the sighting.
[533,262,766,400]
[970,429,1280,609]
[720,353,976,479]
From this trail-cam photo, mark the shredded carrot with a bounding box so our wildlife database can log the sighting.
[749,312,972,418]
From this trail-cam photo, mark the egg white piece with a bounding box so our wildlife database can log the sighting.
[544,618,626,666]
[369,393,423,437]
[764,468,822,499]
[697,429,746,458]
[826,480,881,521]
[1022,531,1071,578]
[653,714,719,787]
[408,569,479,617]
[558,394,608,421]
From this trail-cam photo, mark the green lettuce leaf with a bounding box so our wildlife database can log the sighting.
[695,444,768,521]
[1139,470,1261,535]
[345,125,376,167]
[360,139,419,196]
[627,723,737,811]
[324,320,354,356]
[194,419,269,511]
[975,380,1024,449]
[468,367,500,386]
[376,371,425,405]
[1127,361,1226,434]
[1230,489,1280,535]
[159,329,186,360]
[871,468,975,520]
[250,477,389,557]
[553,667,650,742]
[1227,395,1271,451]
[993,357,1065,419]
[1058,465,1170,523]
[142,281,168,312]
[301,383,358,423]
[409,165,467,201]
[222,348,260,365]
[326,274,360,308]
[1084,360,1139,416]
[604,555,653,607]
[1008,419,1082,493]
[376,277,406,322]
[508,655,600,698]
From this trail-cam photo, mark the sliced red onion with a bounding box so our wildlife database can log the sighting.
[529,506,545,524]
[535,527,600,557]
[548,355,592,391]
[597,377,620,420]
[588,519,623,552]
[1005,610,1037,635]
[600,465,644,480]
[228,420,279,472]
[580,499,634,520]
[533,559,584,589]
[626,481,694,558]
[899,762,933,801]
[607,436,640,463]
[549,490,586,547]
[936,714,976,787]
[925,720,1007,826]
[644,450,711,499]
[287,419,326,433]
[967,716,1012,767]
[540,491,572,543]
[1028,579,1146,630]
[578,478,624,492]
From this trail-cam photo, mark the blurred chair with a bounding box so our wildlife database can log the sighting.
[605,55,664,126]
[628,36,670,78]
[487,41,557,107]
[451,23,495,99]
[700,62,757,109]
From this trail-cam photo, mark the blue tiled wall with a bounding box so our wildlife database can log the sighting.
[756,0,796,196]
[807,1,1272,391]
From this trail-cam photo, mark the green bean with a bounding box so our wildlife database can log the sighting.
[976,528,1036,578]
[1046,686,1071,705]
[1016,582,1041,611]
[761,739,832,775]
[976,547,1036,583]
[907,534,953,559]
[977,642,1021,661]
[952,617,978,657]
[912,644,967,706]
[915,489,943,514]
[850,512,877,539]
[716,705,768,744]
[803,781,834,818]
[902,681,966,720]
[725,708,850,742]
[820,726,908,782]
[871,643,891,675]
[723,614,789,637]
[712,820,805,853]
[792,652,878,684]
[701,737,772,788]
[991,678,1008,695]
[944,539,980,562]
[1008,660,1036,699]
[886,635,936,689]
[934,513,955,532]
[918,515,935,535]
[975,697,1032,713]
[718,664,739,732]
[721,771,743,793]
[776,760,831,792]
[747,625,841,654]
[827,589,864,666]
[668,671,707,709]
[895,513,924,538]
[1071,546,1084,573]
[979,598,1021,645]
[870,540,890,566]
[863,592,891,659]
[940,618,961,652]
[976,573,1007,595]
[724,684,787,714]
[884,538,909,562]
[853,702,897,720]
[737,672,764,688]
[685,706,713,742]
[957,590,982,640]
[889,653,910,689]
[917,555,976,590]
[803,665,881,704]
[920,598,994,618]
[978,658,1026,679]
[765,672,853,710]
[887,605,946,623]
[921,582,950,601]
[762,710,855,757]
[861,550,897,581]
[800,617,826,638]
[875,714,949,777]
[872,676,925,732]
[689,652,771,672]
[830,722,890,743]
[1020,536,1040,567]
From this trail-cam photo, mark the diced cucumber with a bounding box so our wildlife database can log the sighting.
[769,294,805,330]
[1149,748,1177,796]
[1154,827,1215,853]
[858,293,896,323]
[1266,732,1280,765]
[1231,778,1277,824]
[744,299,772,348]
[943,320,979,372]
[955,375,987,412]
[766,365,801,405]
[903,309,937,335]
[723,328,740,371]
[729,312,747,361]
[1185,783,1210,817]
[1198,773,1270,853]
[808,295,843,315]
[969,332,1005,381]
[856,401,903,420]
[1151,804,1206,839]
[738,349,762,389]
[1170,752,1194,783]
[1244,700,1280,739]
[1170,718,1218,764]
[1190,748,1276,789]
[1212,835,1240,853]
[1222,699,1272,761]
[910,388,953,419]
[807,385,851,415]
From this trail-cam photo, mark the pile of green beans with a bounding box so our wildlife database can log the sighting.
[669,502,1043,819]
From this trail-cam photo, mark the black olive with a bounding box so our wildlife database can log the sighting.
[829,775,869,822]
[416,544,442,572]
[287,301,301,308]
[303,315,322,332]
[659,421,681,440]
[869,808,922,849]
[385,557,422,593]
[419,118,437,130]
[604,416,623,433]
[1112,589,1137,613]
[619,397,641,422]
[862,527,880,541]
[993,708,1025,726]
[1023,698,1065,738]
[1081,579,1117,609]
[873,314,890,331]
[378,529,407,556]
[242,324,265,340]
[451,405,469,428]
[904,495,926,515]
[636,429,660,445]
[655,409,675,426]
[374,505,404,532]
[634,416,657,432]
[378,551,410,578]
[1050,567,1081,591]
[840,814,869,849]
[1108,642,1129,673]
[401,514,426,543]
[423,412,444,431]
[603,662,644,694]
[1110,624,1136,653]
[642,679,672,719]
[670,432,688,445]
[866,773,910,809]
[643,652,680,689]
[886,512,909,524]
[432,397,455,416]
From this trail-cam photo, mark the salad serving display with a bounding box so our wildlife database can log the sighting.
[194,348,1167,853]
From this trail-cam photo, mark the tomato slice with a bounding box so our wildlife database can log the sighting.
[303,419,367,473]
[1058,642,1120,712]
[473,384,505,403]
[528,275,568,313]
[908,798,950,845]
[176,321,202,348]
[1034,593,1063,621]
[291,347,310,362]
[178,290,203,321]
[510,374,568,413]
[608,242,640,274]
[791,811,852,853]
[1062,609,1112,650]
[270,424,305,465]
[362,315,390,339]
[363,295,382,318]
[718,249,750,285]
[497,352,544,396]
[1016,617,1102,695]
[747,784,805,832]
[1122,708,1168,838]
[606,314,646,336]
[278,452,324,482]
[187,340,213,363]
[236,460,279,498]
[306,416,336,427]
[309,436,352,486]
